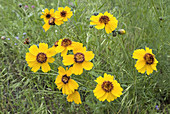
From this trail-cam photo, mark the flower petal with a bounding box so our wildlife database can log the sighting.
[58,66,66,76]
[46,48,56,57]
[47,57,55,63]
[43,23,50,32]
[39,43,48,53]
[146,65,153,75]
[41,62,51,72]
[72,63,83,75]
[63,55,74,66]
[25,53,36,61]
[95,23,105,29]
[132,49,146,60]
[29,45,39,56]
[82,61,93,70]
[135,60,146,70]
[84,51,94,61]
[31,63,41,72]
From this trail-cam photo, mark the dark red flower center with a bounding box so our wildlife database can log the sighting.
[61,11,67,17]
[74,53,85,63]
[36,53,47,63]
[48,17,55,25]
[46,14,51,19]
[99,16,110,24]
[54,41,59,47]
[61,38,72,47]
[101,81,113,92]
[62,75,70,84]
[144,53,154,64]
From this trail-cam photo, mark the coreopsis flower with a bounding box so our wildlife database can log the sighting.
[55,66,79,95]
[90,11,118,34]
[53,38,83,56]
[67,90,82,104]
[55,6,73,22]
[40,8,55,23]
[25,43,56,72]
[43,17,63,32]
[62,46,94,75]
[132,47,158,75]
[93,73,123,102]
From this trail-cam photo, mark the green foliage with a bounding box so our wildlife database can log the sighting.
[0,0,169,113]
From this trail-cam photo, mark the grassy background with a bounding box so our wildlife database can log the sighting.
[0,0,169,113]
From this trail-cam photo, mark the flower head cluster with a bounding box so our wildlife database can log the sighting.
[25,43,56,72]
[55,66,82,104]
[93,73,123,102]
[132,47,158,75]
[90,11,118,34]
[40,6,73,32]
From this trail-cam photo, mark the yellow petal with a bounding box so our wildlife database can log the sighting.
[29,45,39,56]
[135,60,146,70]
[40,15,45,18]
[68,79,79,91]
[151,63,157,71]
[132,49,146,59]
[43,23,50,32]
[39,43,48,53]
[93,84,105,98]
[104,73,114,81]
[145,47,153,54]
[105,24,112,34]
[72,63,83,75]
[54,19,64,25]
[99,93,108,102]
[106,93,115,102]
[50,9,54,14]
[25,53,36,61]
[31,63,41,72]
[146,65,153,75]
[46,48,56,57]
[66,67,73,76]
[41,62,51,72]
[47,57,55,63]
[58,7,64,12]
[58,66,66,75]
[63,55,74,66]
[154,58,158,63]
[82,61,93,70]
[55,46,65,53]
[95,23,105,29]
[138,65,146,74]
[44,8,49,13]
[61,49,68,56]
[27,61,36,68]
[94,76,104,84]
[55,75,63,84]
[84,51,94,61]
[56,82,63,90]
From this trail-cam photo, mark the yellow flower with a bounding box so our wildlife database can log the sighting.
[42,17,63,32]
[25,43,56,72]
[132,47,158,75]
[62,45,94,75]
[40,8,55,23]
[54,38,83,56]
[55,6,73,22]
[93,73,123,102]
[90,11,118,34]
[67,90,82,104]
[55,66,79,95]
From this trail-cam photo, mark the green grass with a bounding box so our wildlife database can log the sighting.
[0,0,170,113]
